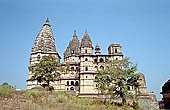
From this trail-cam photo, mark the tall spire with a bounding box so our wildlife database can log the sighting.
[64,30,80,57]
[81,29,92,48]
[31,18,57,54]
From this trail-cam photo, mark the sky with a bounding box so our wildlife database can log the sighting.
[0,0,170,101]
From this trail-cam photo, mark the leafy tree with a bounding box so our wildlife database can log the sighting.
[95,57,140,105]
[28,55,67,91]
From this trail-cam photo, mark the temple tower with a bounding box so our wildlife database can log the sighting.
[64,30,80,63]
[27,18,61,89]
[79,30,96,96]
[63,30,80,91]
[80,29,93,55]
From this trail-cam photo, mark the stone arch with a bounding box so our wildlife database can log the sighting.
[75,81,79,86]
[71,81,74,86]
[67,81,69,85]
[115,48,118,53]
[85,49,87,53]
[94,66,98,71]
[99,58,104,62]
[94,59,97,63]
[71,67,74,71]
[70,87,74,91]
[100,66,104,70]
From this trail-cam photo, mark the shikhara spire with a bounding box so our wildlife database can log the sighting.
[81,29,92,48]
[64,30,80,58]
[31,18,57,54]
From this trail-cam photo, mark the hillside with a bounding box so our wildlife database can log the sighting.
[0,85,137,110]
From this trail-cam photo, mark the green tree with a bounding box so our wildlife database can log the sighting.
[28,55,66,91]
[95,57,140,105]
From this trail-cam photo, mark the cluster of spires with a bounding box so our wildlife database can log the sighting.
[31,18,101,57]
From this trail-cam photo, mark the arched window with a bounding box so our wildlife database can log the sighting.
[115,48,118,53]
[99,58,104,62]
[67,81,69,85]
[71,67,74,71]
[131,86,134,90]
[100,66,104,70]
[128,86,131,90]
[37,55,40,61]
[94,59,97,63]
[71,81,74,86]
[85,49,87,53]
[70,87,74,91]
[106,66,109,69]
[85,58,88,61]
[75,81,79,86]
[85,67,88,71]
[96,84,98,87]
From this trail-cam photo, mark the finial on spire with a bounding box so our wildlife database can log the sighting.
[85,29,88,33]
[46,17,49,23]
[43,17,50,27]
[74,29,77,36]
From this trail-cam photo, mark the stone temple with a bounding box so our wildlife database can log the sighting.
[27,18,159,108]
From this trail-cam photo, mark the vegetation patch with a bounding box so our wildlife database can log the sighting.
[0,83,14,96]
[23,89,40,100]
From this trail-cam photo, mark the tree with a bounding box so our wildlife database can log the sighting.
[95,57,140,105]
[28,55,66,91]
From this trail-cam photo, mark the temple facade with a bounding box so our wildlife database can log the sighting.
[27,18,148,97]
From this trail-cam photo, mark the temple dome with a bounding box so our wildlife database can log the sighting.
[31,18,58,54]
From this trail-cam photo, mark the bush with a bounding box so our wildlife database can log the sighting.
[0,84,14,96]
[23,89,40,100]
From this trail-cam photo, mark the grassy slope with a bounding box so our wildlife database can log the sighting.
[0,86,136,110]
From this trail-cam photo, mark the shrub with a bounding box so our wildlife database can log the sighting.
[23,89,40,100]
[0,84,14,96]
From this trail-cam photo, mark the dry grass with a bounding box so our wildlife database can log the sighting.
[0,89,136,110]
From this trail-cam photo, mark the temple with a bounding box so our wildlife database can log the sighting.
[26,19,159,108]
